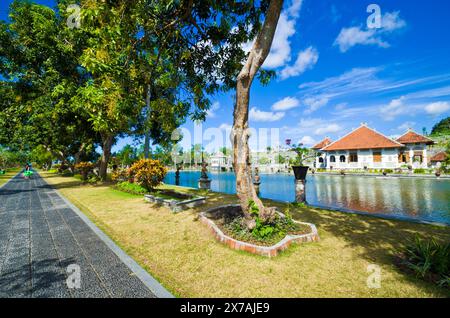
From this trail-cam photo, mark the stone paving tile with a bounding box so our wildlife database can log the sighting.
[0,172,156,298]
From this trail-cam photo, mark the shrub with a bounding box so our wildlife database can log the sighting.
[115,181,148,195]
[87,174,101,184]
[111,168,129,183]
[128,159,167,191]
[413,168,426,174]
[61,169,73,177]
[75,162,95,181]
[383,169,393,174]
[400,235,449,288]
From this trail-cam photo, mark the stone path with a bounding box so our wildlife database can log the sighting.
[0,172,169,298]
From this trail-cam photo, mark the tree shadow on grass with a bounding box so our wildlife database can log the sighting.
[180,189,449,296]
[278,202,450,296]
[36,181,82,190]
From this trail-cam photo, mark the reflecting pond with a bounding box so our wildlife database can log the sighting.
[165,171,450,224]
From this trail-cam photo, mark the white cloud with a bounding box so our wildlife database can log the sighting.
[271,97,300,111]
[298,135,316,146]
[218,123,232,131]
[244,1,303,70]
[425,101,450,115]
[283,118,343,140]
[207,101,220,118]
[299,67,383,98]
[334,27,388,53]
[303,96,329,114]
[382,11,407,31]
[249,107,285,122]
[314,123,341,135]
[287,0,303,18]
[280,46,319,80]
[379,96,408,121]
[335,102,348,110]
[262,13,296,68]
[398,121,416,132]
[334,11,406,52]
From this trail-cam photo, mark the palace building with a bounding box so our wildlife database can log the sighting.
[313,123,434,170]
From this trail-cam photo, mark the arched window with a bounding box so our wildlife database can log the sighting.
[339,155,346,162]
[318,157,324,163]
[330,155,336,163]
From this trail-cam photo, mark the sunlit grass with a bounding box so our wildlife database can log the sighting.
[0,168,21,186]
[40,170,450,298]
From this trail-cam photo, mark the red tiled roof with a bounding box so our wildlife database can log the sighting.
[322,125,404,151]
[430,152,447,162]
[312,137,332,150]
[396,130,434,145]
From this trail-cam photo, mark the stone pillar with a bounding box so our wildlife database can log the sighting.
[422,147,428,168]
[295,179,306,203]
[198,178,211,190]
[409,148,414,166]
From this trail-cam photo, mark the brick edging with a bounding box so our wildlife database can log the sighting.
[199,204,320,257]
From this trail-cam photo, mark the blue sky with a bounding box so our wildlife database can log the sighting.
[2,0,450,153]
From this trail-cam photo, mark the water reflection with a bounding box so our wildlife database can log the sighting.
[164,171,450,224]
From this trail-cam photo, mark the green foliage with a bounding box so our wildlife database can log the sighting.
[430,117,450,138]
[400,236,450,288]
[114,145,138,167]
[245,200,306,241]
[0,146,28,168]
[115,181,148,195]
[289,144,313,165]
[223,211,310,246]
[383,169,394,174]
[413,168,426,174]
[258,157,270,165]
[248,200,260,217]
[1,0,274,180]
[30,145,54,170]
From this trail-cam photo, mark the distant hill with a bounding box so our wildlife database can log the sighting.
[430,117,450,137]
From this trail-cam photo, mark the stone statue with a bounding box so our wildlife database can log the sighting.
[253,167,261,184]
[200,161,209,179]
[175,164,181,185]
[198,161,211,190]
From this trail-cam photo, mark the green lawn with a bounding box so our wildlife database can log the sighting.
[0,168,21,187]
[41,170,450,298]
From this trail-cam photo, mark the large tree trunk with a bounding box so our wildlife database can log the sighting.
[233,0,283,228]
[143,84,151,159]
[99,134,114,181]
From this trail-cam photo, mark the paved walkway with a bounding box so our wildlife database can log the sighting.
[0,172,166,298]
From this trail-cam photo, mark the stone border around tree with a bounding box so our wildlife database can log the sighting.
[144,193,206,213]
[199,204,320,257]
